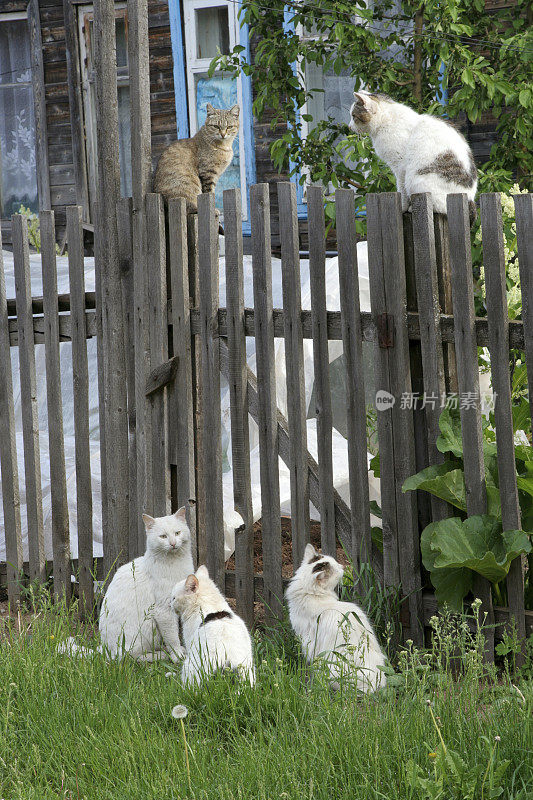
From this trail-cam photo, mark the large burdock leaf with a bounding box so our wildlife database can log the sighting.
[421,515,532,609]
[402,462,466,511]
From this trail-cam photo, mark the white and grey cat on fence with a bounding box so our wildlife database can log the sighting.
[349,91,478,224]
[286,544,387,694]
[171,565,255,686]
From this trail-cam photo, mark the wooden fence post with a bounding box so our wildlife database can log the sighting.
[447,193,495,661]
[224,187,254,626]
[0,231,23,606]
[67,206,94,618]
[12,213,45,583]
[41,210,70,602]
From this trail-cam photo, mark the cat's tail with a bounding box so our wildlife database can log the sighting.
[469,200,477,227]
[57,636,102,658]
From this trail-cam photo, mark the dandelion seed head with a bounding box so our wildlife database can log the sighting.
[171,705,188,720]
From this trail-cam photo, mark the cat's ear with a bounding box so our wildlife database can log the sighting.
[304,542,318,562]
[229,104,240,117]
[206,103,215,114]
[353,92,371,109]
[142,513,156,530]
[196,564,209,579]
[174,506,187,522]
[185,574,199,593]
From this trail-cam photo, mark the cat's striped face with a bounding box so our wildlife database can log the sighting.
[295,544,344,592]
[204,104,240,142]
[349,91,393,133]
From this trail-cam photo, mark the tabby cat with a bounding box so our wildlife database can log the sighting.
[153,104,240,217]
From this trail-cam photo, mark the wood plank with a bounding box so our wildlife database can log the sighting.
[366,194,400,590]
[63,0,90,219]
[336,188,372,570]
[67,206,94,617]
[197,192,224,588]
[514,195,533,432]
[447,192,494,660]
[380,194,423,645]
[146,193,170,516]
[145,355,179,396]
[411,194,449,522]
[94,0,129,575]
[0,229,23,606]
[41,210,70,601]
[224,187,254,626]
[188,214,204,567]
[117,198,138,560]
[168,198,197,563]
[307,186,335,557]
[28,0,52,212]
[129,0,152,555]
[278,182,309,569]
[12,213,45,582]
[434,215,458,393]
[8,312,97,345]
[250,183,283,619]
[481,193,525,650]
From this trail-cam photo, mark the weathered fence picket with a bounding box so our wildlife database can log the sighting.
[447,193,495,660]
[67,205,94,617]
[41,210,70,602]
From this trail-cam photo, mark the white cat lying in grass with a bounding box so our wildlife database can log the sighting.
[171,565,255,686]
[349,91,478,224]
[98,508,194,661]
[286,544,387,694]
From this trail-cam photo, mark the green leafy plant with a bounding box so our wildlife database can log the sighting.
[403,405,532,610]
[18,205,61,255]
[212,0,532,235]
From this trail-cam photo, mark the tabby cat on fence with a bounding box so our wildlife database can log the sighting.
[348,92,478,224]
[153,104,240,227]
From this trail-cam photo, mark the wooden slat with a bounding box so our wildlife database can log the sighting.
[307,186,335,556]
[128,0,152,554]
[411,194,448,521]
[94,0,129,575]
[27,0,51,212]
[336,188,372,570]
[117,198,138,560]
[447,193,494,659]
[168,198,197,563]
[146,193,170,516]
[197,192,224,588]
[366,194,400,589]
[67,206,93,617]
[12,213,45,582]
[481,193,525,649]
[63,0,90,219]
[251,183,283,619]
[514,195,533,429]
[434,215,458,393]
[41,210,70,601]
[0,229,23,605]
[278,182,309,569]
[224,187,254,626]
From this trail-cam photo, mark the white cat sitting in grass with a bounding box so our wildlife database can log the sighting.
[98,508,194,661]
[286,544,387,694]
[349,91,478,224]
[171,565,255,686]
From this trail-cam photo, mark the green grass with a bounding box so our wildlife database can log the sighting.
[0,594,531,800]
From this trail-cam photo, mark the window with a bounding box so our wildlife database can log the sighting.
[0,13,38,219]
[78,3,132,216]
[183,0,248,218]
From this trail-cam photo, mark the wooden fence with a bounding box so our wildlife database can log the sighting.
[1,184,532,663]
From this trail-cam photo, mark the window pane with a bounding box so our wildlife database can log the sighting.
[0,21,38,217]
[196,74,239,211]
[195,7,230,59]
[115,17,128,69]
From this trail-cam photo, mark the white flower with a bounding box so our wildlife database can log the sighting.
[171,705,188,720]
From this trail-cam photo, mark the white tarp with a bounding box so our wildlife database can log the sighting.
[1,241,379,564]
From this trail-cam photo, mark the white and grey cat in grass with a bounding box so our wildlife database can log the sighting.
[99,508,194,662]
[349,91,478,224]
[286,544,387,694]
[171,565,255,686]
[153,104,240,215]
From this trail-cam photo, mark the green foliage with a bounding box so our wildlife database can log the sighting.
[404,405,533,610]
[17,205,61,255]
[212,0,532,234]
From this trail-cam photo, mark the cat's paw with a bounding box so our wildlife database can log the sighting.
[169,645,186,662]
